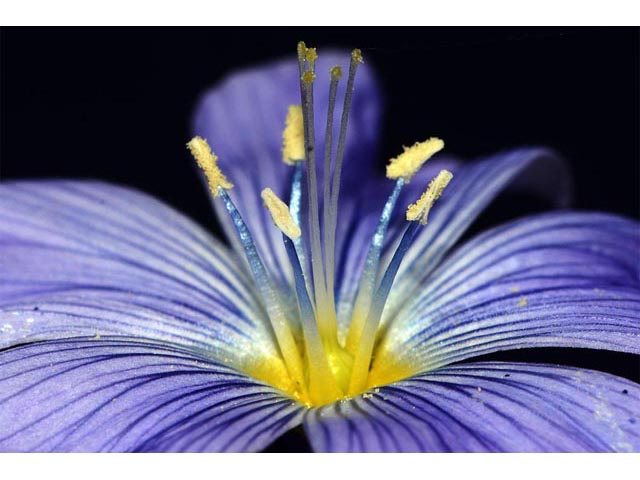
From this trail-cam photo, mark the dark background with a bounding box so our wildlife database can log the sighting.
[1,28,639,413]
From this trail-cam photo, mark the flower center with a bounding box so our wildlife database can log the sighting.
[187,43,452,407]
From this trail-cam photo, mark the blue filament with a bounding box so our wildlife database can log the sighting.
[368,220,420,324]
[348,219,421,394]
[289,162,304,226]
[288,162,313,304]
[352,178,405,312]
[283,234,318,337]
[219,189,279,309]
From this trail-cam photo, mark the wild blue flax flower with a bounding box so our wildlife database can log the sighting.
[0,44,639,452]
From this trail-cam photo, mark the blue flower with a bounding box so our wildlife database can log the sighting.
[0,46,638,452]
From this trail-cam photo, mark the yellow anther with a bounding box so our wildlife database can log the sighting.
[406,169,453,225]
[282,105,305,165]
[261,188,301,240]
[386,138,445,182]
[330,65,343,80]
[187,136,233,196]
[302,70,316,84]
[352,48,364,64]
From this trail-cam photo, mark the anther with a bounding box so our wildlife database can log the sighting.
[386,138,445,182]
[282,105,305,165]
[187,136,233,195]
[261,188,301,240]
[406,169,453,224]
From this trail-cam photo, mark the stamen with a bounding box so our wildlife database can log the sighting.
[261,188,301,240]
[186,136,233,195]
[406,169,453,224]
[386,138,445,182]
[324,49,363,316]
[347,170,453,396]
[218,188,305,392]
[347,141,446,354]
[282,105,305,165]
[188,140,305,393]
[345,177,405,355]
[283,111,312,303]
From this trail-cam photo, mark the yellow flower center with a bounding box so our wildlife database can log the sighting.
[188,44,452,407]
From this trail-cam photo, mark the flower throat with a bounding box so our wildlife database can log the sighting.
[187,43,452,406]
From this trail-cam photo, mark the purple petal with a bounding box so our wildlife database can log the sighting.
[192,52,382,289]
[383,147,571,321]
[0,338,303,452]
[375,212,640,376]
[0,181,285,374]
[305,362,640,452]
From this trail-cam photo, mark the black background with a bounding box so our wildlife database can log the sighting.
[1,29,639,399]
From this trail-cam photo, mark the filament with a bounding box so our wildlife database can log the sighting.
[347,220,420,395]
[346,177,405,354]
[218,189,305,390]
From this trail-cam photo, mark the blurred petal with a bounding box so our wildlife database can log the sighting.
[374,212,640,377]
[192,52,381,288]
[0,338,303,452]
[383,147,570,322]
[305,362,640,452]
[0,181,285,376]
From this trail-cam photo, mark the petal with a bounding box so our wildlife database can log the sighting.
[192,52,382,288]
[0,338,304,452]
[383,147,571,321]
[0,181,285,377]
[304,362,640,452]
[374,212,640,377]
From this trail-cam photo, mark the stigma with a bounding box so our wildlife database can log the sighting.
[188,44,452,406]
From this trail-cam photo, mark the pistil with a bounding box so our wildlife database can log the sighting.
[321,65,341,303]
[297,43,331,338]
[323,51,362,316]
